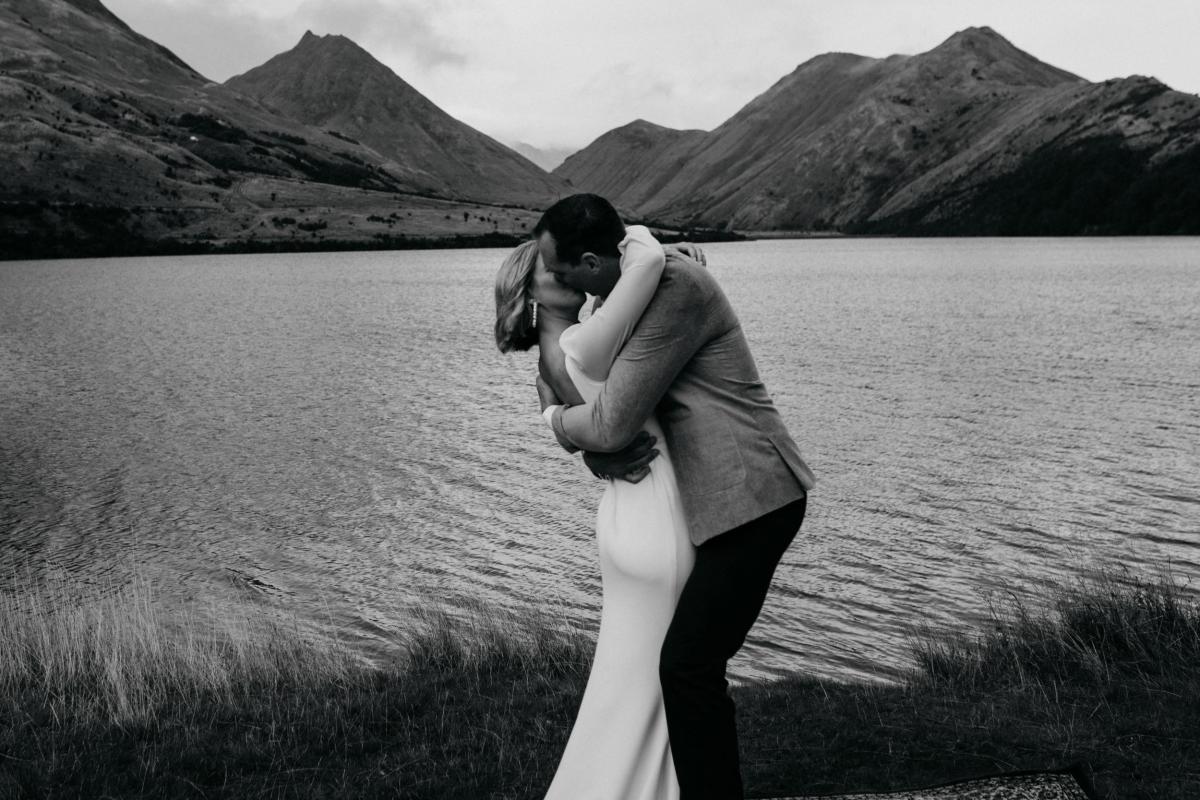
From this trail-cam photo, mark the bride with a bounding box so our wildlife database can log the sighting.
[494,227,698,799]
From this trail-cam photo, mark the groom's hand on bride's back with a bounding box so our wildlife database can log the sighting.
[583,432,659,484]
[664,243,707,266]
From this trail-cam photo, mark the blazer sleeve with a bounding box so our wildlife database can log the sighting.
[557,256,712,452]
[560,225,665,382]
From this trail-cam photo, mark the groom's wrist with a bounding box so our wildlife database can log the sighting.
[550,404,570,437]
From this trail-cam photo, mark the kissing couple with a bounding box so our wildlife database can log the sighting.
[494,193,816,800]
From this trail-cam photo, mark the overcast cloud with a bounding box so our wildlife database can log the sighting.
[104,0,1200,150]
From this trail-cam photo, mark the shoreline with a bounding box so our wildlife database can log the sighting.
[0,198,745,262]
[2,570,1196,798]
[5,212,1199,263]
[0,229,534,263]
[0,228,750,263]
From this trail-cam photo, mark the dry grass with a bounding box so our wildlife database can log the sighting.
[738,570,1200,799]
[0,574,354,724]
[913,570,1200,691]
[2,570,1197,799]
[0,573,591,798]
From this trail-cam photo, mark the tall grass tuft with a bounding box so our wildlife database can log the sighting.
[406,600,592,682]
[912,571,1200,692]
[732,571,1200,800]
[0,572,593,799]
[0,573,357,723]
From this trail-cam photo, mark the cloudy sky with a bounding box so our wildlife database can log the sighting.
[104,0,1200,152]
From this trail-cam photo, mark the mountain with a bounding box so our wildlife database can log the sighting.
[557,27,1200,234]
[555,120,707,213]
[509,142,575,172]
[0,1,551,258]
[1,1,411,233]
[224,32,568,207]
[5,10,1197,257]
[858,74,1200,234]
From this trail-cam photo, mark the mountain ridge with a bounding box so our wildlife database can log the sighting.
[4,9,1198,259]
[0,0,549,258]
[557,26,1200,234]
[224,32,568,206]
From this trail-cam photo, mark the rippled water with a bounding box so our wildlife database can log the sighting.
[2,238,1198,682]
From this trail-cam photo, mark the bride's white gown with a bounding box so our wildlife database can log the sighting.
[543,328,696,800]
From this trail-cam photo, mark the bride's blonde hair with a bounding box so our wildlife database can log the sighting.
[494,240,540,353]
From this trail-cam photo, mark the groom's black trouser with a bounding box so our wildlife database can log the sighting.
[660,495,807,800]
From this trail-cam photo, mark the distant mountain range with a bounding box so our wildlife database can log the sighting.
[557,27,1200,235]
[507,142,576,173]
[2,3,1197,259]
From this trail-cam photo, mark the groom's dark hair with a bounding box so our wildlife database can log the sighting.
[534,193,625,265]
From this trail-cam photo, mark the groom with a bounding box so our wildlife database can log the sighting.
[535,194,816,800]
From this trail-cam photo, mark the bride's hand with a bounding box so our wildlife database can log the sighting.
[582,432,659,483]
[665,242,706,266]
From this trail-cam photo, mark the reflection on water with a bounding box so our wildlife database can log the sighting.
[2,238,1199,683]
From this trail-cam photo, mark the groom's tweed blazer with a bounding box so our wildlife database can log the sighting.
[558,256,816,545]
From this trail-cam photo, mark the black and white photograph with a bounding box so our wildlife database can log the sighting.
[2,1,1198,798]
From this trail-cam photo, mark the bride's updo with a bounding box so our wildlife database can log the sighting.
[494,240,540,353]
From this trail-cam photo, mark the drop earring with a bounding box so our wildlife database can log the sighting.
[530,300,538,328]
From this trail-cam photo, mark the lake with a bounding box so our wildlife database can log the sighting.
[2,237,1198,683]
